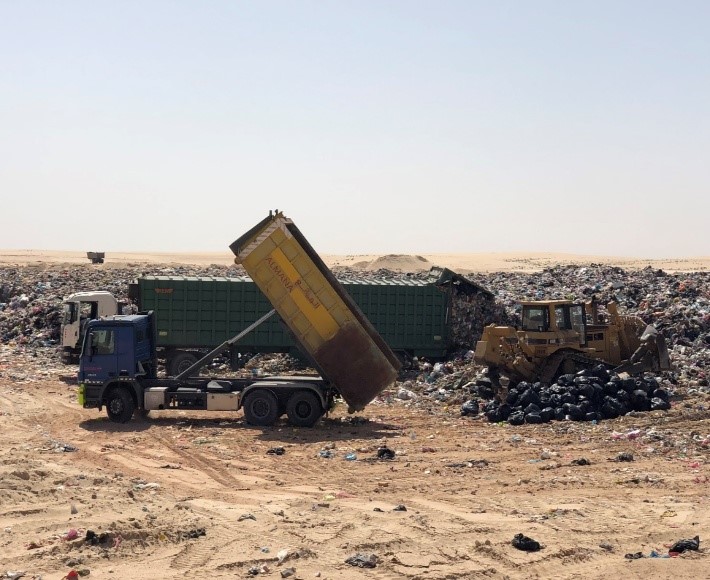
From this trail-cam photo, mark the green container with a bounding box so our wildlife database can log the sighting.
[130,268,486,359]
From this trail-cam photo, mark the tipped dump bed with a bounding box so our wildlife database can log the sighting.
[230,211,401,411]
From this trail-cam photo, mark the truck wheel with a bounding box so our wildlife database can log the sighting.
[105,388,135,423]
[286,391,323,427]
[243,390,279,426]
[168,352,198,377]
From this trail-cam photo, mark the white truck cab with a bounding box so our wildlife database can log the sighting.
[61,291,119,362]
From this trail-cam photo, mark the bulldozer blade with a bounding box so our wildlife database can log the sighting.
[615,325,671,374]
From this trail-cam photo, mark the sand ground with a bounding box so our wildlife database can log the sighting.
[0,367,707,579]
[0,252,708,578]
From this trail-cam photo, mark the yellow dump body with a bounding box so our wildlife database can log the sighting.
[230,212,401,411]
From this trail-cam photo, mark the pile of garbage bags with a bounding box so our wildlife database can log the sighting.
[479,366,671,425]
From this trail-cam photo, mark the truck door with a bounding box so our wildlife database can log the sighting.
[81,327,123,381]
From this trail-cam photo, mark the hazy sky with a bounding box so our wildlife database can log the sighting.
[1,1,708,257]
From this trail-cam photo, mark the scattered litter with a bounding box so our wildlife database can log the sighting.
[133,482,160,490]
[571,458,591,466]
[344,453,357,461]
[238,513,256,522]
[345,553,378,568]
[669,535,700,555]
[614,453,634,462]
[376,446,395,460]
[267,447,285,456]
[511,533,541,552]
[393,504,407,512]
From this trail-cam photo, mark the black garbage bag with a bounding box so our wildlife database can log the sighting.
[511,533,541,551]
[485,409,500,422]
[524,403,541,415]
[518,388,541,407]
[461,399,480,416]
[540,407,554,422]
[508,411,525,425]
[650,397,671,411]
[506,389,520,405]
[668,535,700,554]
[564,403,583,420]
[604,382,619,396]
[377,446,395,460]
[475,384,496,399]
[525,413,542,424]
[497,403,512,421]
[561,392,576,405]
[601,397,621,419]
[653,388,669,402]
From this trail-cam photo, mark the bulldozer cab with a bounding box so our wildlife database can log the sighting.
[521,301,586,343]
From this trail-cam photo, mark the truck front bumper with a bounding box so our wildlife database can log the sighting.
[78,384,103,409]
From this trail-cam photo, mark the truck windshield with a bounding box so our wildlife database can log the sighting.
[554,305,572,330]
[570,305,586,340]
[63,303,77,325]
[522,306,548,331]
[90,329,115,355]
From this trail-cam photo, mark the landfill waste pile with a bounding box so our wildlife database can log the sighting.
[0,264,247,355]
[0,263,708,415]
[391,265,709,422]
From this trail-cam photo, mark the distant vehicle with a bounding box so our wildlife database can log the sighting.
[86,252,105,264]
[78,211,400,426]
[474,299,671,385]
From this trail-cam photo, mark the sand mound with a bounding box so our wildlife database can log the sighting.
[355,254,431,272]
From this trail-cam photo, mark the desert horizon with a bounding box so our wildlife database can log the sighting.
[1,248,708,273]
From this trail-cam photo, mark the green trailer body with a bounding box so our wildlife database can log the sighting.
[129,268,485,360]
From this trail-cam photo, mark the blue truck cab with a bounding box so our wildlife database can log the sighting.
[78,313,157,421]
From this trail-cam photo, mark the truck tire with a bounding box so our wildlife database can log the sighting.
[168,352,199,377]
[243,390,279,426]
[286,390,323,427]
[105,388,135,423]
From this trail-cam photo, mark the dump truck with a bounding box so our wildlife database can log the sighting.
[86,252,105,264]
[62,268,490,371]
[474,298,671,385]
[77,211,401,426]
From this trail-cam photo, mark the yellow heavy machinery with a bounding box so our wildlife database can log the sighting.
[474,299,671,385]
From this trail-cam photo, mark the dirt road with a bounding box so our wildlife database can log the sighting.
[1,365,708,579]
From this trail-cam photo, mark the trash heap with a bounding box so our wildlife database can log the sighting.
[393,265,710,421]
[1,262,708,408]
[480,366,671,425]
[447,282,509,348]
[0,264,245,354]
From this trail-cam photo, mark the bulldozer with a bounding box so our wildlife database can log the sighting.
[474,298,671,386]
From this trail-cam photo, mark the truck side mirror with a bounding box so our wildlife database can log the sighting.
[86,333,94,359]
